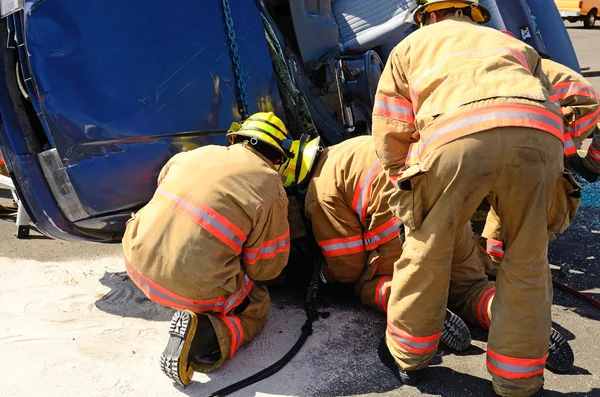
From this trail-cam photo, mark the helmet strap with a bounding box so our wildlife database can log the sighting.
[455,9,463,18]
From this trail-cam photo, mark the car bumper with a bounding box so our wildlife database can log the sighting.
[560,11,581,17]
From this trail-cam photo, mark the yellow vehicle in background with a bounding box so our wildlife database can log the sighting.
[555,0,600,28]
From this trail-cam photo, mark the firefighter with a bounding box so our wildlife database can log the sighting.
[483,33,600,273]
[292,135,472,351]
[372,1,568,395]
[122,112,292,387]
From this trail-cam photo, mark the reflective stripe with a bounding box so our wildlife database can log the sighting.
[223,275,253,312]
[364,218,399,251]
[486,238,504,258]
[155,185,246,254]
[243,232,290,265]
[222,314,244,358]
[375,276,392,313]
[588,146,600,162]
[563,133,577,156]
[317,234,365,257]
[386,321,441,355]
[487,349,548,380]
[477,287,495,330]
[567,107,600,137]
[408,104,563,166]
[124,259,253,314]
[323,262,338,281]
[373,94,415,124]
[552,81,599,102]
[351,158,382,222]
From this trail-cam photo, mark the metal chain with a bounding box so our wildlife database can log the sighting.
[222,0,250,119]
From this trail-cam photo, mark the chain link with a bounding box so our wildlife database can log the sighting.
[222,0,250,119]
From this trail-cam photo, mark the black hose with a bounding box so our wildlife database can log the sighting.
[208,228,326,397]
[207,315,317,397]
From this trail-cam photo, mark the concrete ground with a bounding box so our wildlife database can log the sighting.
[0,24,599,397]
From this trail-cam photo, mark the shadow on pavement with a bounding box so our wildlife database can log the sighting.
[95,271,173,321]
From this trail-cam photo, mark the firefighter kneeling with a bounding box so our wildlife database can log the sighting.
[122,112,292,387]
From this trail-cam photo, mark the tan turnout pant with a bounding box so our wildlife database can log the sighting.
[195,285,270,373]
[386,127,563,397]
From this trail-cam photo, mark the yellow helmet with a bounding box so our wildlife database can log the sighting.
[226,112,293,162]
[414,0,491,25]
[277,135,322,188]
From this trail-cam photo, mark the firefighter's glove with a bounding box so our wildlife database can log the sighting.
[567,155,599,183]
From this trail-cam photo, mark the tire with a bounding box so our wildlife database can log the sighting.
[584,10,597,28]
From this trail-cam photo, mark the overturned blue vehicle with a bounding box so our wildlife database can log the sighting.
[0,0,581,242]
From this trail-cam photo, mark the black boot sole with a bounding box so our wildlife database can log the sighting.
[441,309,472,352]
[546,327,574,373]
[160,310,198,387]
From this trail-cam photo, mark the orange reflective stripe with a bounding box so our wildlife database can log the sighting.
[487,348,548,380]
[364,218,399,251]
[568,107,600,137]
[243,231,290,265]
[222,314,244,358]
[374,94,415,124]
[375,276,392,313]
[386,321,441,355]
[351,158,382,222]
[409,104,563,164]
[563,133,577,156]
[317,234,365,257]
[553,81,599,101]
[486,238,504,259]
[154,185,246,254]
[323,262,338,281]
[507,49,529,71]
[124,259,253,314]
[477,287,495,330]
[588,146,600,162]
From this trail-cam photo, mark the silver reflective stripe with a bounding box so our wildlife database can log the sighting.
[377,277,392,307]
[374,100,413,115]
[421,109,563,149]
[478,288,495,326]
[487,244,504,254]
[224,275,251,311]
[321,238,364,252]
[127,263,222,310]
[158,188,245,248]
[365,223,398,248]
[243,236,290,260]
[393,334,438,350]
[487,356,545,375]
[355,160,381,222]
[568,112,600,133]
[228,317,242,349]
[554,85,597,96]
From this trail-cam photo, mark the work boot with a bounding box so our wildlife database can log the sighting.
[546,327,574,373]
[160,311,221,386]
[441,309,472,352]
[160,310,198,387]
[378,336,425,386]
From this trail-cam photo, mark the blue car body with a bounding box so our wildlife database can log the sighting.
[0,0,581,242]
